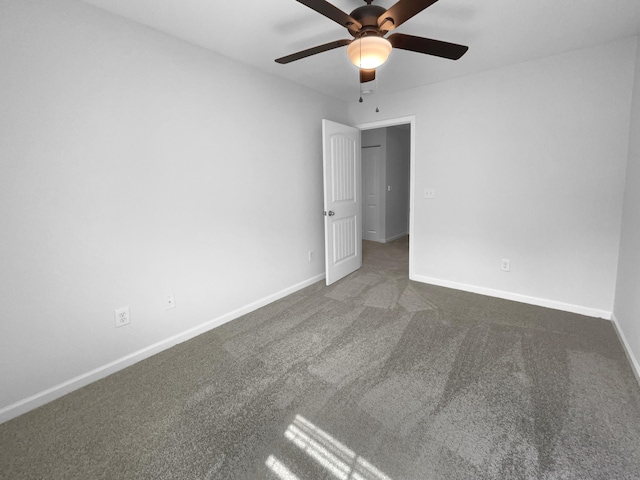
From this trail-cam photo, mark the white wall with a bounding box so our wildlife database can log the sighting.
[350,38,637,317]
[0,0,347,420]
[614,37,640,375]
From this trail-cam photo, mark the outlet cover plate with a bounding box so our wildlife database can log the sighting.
[115,307,131,327]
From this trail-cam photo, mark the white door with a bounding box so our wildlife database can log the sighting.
[362,146,382,242]
[322,119,362,286]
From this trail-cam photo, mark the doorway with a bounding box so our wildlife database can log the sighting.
[357,116,415,278]
[361,125,410,244]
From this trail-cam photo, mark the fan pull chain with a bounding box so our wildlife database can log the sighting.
[359,38,364,103]
[375,74,380,112]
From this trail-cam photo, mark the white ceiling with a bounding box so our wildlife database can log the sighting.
[80,0,640,101]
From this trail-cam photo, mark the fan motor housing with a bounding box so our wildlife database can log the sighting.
[349,4,387,37]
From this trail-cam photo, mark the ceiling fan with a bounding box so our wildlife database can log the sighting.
[275,0,469,83]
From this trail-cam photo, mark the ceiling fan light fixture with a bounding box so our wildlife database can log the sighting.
[347,36,392,69]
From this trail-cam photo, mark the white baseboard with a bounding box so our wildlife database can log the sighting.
[410,274,612,319]
[611,314,640,386]
[384,232,409,243]
[364,232,409,244]
[0,273,326,424]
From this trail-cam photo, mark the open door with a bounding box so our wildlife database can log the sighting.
[322,119,362,285]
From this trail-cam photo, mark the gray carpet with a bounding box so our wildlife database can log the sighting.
[2,238,640,479]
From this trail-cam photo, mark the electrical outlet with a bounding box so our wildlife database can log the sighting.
[501,259,511,272]
[424,188,436,199]
[167,294,176,310]
[115,307,131,327]
[308,250,315,262]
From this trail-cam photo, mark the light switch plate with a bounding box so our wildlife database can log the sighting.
[167,294,176,310]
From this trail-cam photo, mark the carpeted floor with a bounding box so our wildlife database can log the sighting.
[1,237,640,479]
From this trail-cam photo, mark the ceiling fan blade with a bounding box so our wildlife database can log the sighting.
[378,0,439,31]
[388,33,468,60]
[296,0,362,32]
[275,39,352,64]
[360,69,376,83]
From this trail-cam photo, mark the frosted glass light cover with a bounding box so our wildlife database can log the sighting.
[347,37,392,69]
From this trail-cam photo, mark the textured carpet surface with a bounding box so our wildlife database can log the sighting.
[2,238,640,479]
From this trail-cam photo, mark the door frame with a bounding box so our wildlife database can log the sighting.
[355,115,416,279]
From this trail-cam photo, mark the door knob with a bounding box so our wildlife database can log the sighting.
[328,211,335,216]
